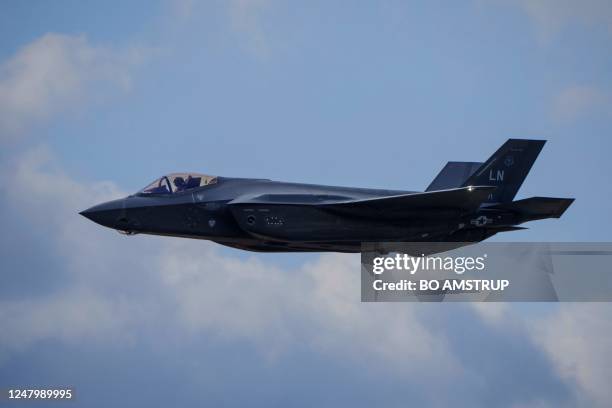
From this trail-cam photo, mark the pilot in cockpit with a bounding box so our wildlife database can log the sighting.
[139,173,214,195]
[173,176,186,192]
[184,175,201,189]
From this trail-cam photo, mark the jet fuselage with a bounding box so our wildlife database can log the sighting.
[80,139,574,252]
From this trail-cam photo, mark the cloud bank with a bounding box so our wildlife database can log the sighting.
[0,33,149,139]
[1,142,611,407]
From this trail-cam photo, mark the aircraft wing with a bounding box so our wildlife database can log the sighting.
[229,186,496,215]
[320,186,495,213]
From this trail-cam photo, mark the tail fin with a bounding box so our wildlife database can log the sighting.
[426,161,482,191]
[462,139,545,203]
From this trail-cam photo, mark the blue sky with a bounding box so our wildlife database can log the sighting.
[1,1,612,407]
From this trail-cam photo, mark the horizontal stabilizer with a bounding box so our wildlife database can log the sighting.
[489,197,574,219]
[426,161,482,192]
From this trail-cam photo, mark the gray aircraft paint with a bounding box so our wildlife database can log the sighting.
[81,139,574,253]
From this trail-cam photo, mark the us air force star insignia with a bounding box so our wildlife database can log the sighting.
[470,215,491,227]
[208,219,216,228]
[504,155,514,167]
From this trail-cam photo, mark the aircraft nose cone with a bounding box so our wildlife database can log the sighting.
[80,199,125,229]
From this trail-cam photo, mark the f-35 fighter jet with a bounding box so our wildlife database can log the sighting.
[81,139,574,252]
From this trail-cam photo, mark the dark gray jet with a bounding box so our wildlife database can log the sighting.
[80,139,574,253]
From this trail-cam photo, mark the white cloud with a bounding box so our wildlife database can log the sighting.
[473,301,612,407]
[0,147,132,358]
[168,0,273,58]
[0,289,134,355]
[228,0,272,58]
[552,85,608,122]
[506,0,612,42]
[530,304,612,408]
[0,33,149,140]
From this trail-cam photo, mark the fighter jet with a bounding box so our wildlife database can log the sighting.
[80,139,574,253]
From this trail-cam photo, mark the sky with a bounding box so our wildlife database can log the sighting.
[1,0,611,406]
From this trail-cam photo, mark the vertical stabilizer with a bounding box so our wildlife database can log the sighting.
[462,139,545,203]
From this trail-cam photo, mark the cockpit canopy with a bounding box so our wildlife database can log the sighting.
[139,173,217,195]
